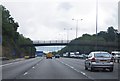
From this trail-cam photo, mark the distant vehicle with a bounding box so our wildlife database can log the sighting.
[46,53,53,59]
[30,56,35,58]
[0,57,9,61]
[63,53,67,57]
[55,54,60,58]
[36,51,44,57]
[85,51,114,72]
[74,52,80,58]
[80,54,88,59]
[63,53,68,57]
[111,51,120,59]
[24,56,30,59]
[70,52,76,57]
[111,51,120,63]
[77,54,84,58]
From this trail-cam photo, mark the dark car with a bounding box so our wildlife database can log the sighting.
[55,54,60,58]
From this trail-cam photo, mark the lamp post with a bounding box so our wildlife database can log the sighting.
[64,28,72,43]
[72,18,83,38]
[96,0,98,50]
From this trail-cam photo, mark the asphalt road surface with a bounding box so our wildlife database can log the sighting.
[1,57,119,81]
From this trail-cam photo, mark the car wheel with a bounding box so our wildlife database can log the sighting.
[109,67,113,72]
[90,67,94,72]
[85,66,88,70]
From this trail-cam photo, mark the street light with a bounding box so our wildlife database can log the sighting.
[64,28,72,43]
[72,18,83,38]
[95,0,98,50]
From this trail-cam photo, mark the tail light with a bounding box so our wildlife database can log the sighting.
[110,57,114,62]
[91,58,96,62]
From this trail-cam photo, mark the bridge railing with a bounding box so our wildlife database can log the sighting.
[21,40,119,49]
[33,40,71,44]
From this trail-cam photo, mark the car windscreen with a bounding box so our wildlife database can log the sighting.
[95,53,112,58]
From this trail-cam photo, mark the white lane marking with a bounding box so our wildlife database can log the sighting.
[23,72,28,75]
[57,59,95,81]
[81,71,86,75]
[0,58,41,67]
[70,66,74,69]
[32,66,35,69]
[0,62,14,67]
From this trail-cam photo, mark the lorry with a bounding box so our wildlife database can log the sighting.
[46,53,53,59]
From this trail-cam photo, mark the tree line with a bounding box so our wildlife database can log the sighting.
[58,27,120,55]
[1,5,36,59]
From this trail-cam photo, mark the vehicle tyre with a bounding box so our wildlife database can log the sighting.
[90,67,94,72]
[109,67,113,72]
[85,66,88,70]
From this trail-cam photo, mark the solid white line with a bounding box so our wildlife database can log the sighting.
[0,58,40,67]
[81,71,86,75]
[70,66,74,69]
[0,62,14,67]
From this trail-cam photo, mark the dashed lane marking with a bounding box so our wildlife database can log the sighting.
[56,59,95,81]
[23,72,28,75]
[32,66,35,69]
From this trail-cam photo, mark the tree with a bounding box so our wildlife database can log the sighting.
[58,27,119,55]
[107,26,117,42]
[2,5,36,59]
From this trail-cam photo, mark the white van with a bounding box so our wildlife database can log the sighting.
[111,51,120,63]
[111,51,120,60]
[70,52,76,57]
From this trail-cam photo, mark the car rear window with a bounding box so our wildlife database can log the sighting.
[95,53,112,58]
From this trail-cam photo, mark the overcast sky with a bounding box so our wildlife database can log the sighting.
[1,0,119,52]
[1,0,119,41]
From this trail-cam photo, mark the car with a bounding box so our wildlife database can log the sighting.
[77,54,87,59]
[55,54,60,58]
[85,51,114,72]
[0,57,9,61]
[29,56,35,58]
[111,51,120,62]
[24,56,30,59]
[70,52,76,57]
[63,53,68,57]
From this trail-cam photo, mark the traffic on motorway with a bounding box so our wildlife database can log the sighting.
[1,52,119,80]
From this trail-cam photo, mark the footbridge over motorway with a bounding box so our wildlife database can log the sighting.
[22,40,119,49]
[32,40,71,46]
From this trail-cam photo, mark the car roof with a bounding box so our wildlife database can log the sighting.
[111,51,120,53]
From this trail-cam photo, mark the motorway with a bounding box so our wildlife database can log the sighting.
[1,57,119,81]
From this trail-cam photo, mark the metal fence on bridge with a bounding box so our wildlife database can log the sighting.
[33,40,71,44]
[21,40,119,49]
